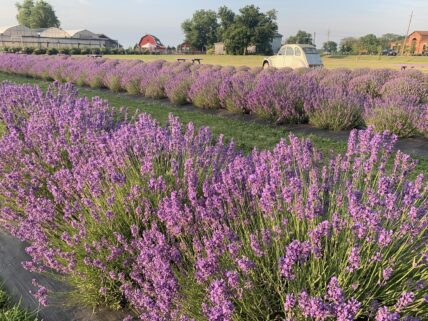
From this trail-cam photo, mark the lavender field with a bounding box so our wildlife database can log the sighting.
[0,54,427,138]
[0,80,427,321]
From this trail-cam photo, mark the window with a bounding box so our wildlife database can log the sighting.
[294,48,302,56]
[285,47,294,56]
[278,46,286,55]
[303,47,318,54]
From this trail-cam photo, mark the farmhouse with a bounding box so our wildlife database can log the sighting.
[138,34,166,53]
[391,31,428,55]
[0,25,119,49]
[214,32,283,55]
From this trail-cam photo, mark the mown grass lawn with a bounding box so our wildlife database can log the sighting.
[0,72,426,176]
[101,54,428,71]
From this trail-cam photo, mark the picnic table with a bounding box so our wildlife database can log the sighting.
[177,58,203,64]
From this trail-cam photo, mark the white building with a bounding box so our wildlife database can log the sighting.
[0,25,119,49]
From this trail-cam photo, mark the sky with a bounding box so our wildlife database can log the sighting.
[0,0,427,48]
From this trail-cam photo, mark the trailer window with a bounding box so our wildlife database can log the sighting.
[285,47,294,56]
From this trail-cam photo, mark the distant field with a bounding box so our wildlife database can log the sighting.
[103,54,428,71]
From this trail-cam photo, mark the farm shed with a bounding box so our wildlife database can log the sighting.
[138,34,166,53]
[0,25,119,49]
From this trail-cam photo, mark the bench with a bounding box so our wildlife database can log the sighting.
[177,58,203,64]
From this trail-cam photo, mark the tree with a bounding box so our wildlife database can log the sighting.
[16,0,33,27]
[323,41,337,53]
[16,0,60,28]
[359,34,380,54]
[181,10,219,51]
[286,30,313,45]
[379,33,404,50]
[223,5,278,55]
[217,6,235,42]
[339,37,358,54]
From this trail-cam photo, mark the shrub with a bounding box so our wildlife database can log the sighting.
[164,71,192,105]
[348,74,383,98]
[59,48,71,55]
[33,48,47,55]
[100,48,112,55]
[22,47,34,54]
[309,88,366,130]
[81,48,91,55]
[47,48,59,55]
[219,71,255,113]
[247,70,317,124]
[188,68,225,109]
[91,48,101,55]
[70,47,81,55]
[365,96,423,137]
[381,77,428,103]
[139,60,165,96]
[0,83,427,321]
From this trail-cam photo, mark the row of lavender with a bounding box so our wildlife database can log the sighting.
[0,53,427,137]
[0,81,427,321]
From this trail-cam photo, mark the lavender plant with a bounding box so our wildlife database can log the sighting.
[309,88,366,130]
[0,53,427,136]
[0,82,427,321]
[365,95,424,137]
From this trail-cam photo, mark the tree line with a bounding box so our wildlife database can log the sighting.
[181,5,279,55]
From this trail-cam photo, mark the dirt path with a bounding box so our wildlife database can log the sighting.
[0,231,128,321]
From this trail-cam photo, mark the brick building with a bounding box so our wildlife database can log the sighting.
[391,31,428,55]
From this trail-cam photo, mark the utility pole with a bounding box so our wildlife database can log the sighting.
[327,29,330,43]
[400,11,413,56]
[313,32,316,46]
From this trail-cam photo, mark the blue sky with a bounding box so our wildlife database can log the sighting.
[0,0,427,48]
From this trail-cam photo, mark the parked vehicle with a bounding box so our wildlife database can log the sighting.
[262,44,323,69]
[382,49,397,56]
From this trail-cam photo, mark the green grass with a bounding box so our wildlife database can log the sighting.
[0,71,426,176]
[0,285,38,321]
[101,54,428,71]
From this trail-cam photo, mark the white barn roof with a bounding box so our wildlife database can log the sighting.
[39,27,70,38]
[0,25,37,37]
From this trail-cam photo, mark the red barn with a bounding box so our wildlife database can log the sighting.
[138,34,166,52]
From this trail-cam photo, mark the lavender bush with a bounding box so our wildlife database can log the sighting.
[0,82,427,321]
[0,54,427,137]
[365,96,424,137]
[309,88,366,130]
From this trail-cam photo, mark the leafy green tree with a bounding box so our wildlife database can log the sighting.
[181,10,219,51]
[30,0,60,28]
[286,30,313,45]
[16,0,34,27]
[339,37,358,54]
[217,6,235,42]
[379,33,404,49]
[223,5,278,55]
[323,41,337,53]
[359,34,380,54]
[16,0,60,28]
